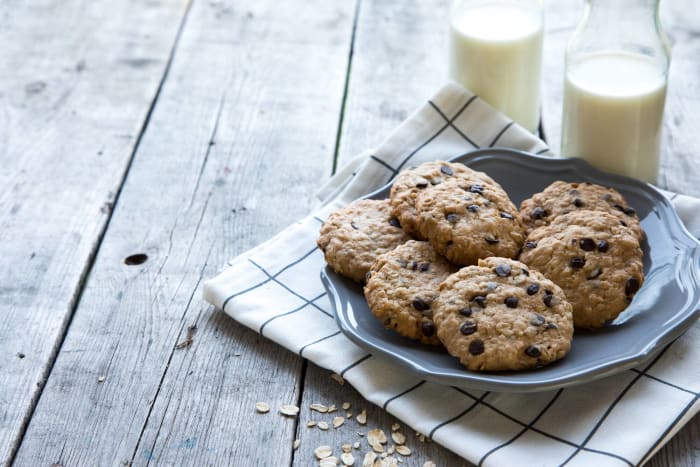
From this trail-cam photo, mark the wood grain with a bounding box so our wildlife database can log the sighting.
[0,0,189,464]
[12,0,357,465]
[334,0,449,169]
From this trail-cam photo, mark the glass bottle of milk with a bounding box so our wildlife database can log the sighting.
[449,0,544,133]
[561,0,671,183]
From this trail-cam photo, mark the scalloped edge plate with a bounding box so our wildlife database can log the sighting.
[322,148,700,392]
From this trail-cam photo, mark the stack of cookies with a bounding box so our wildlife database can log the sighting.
[518,181,645,329]
[317,161,645,372]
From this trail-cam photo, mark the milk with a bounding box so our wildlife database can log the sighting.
[449,3,543,132]
[561,52,667,183]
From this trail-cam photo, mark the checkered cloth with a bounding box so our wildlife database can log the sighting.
[204,83,700,466]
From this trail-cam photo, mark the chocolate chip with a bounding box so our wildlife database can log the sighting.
[603,193,613,201]
[467,204,479,213]
[350,222,358,230]
[365,271,372,281]
[625,277,640,295]
[545,322,558,330]
[504,296,519,308]
[440,165,454,176]
[446,213,459,223]
[531,207,547,219]
[530,314,545,326]
[460,321,477,335]
[569,189,580,195]
[472,295,487,307]
[620,220,628,227]
[543,291,554,307]
[525,241,537,249]
[526,283,540,295]
[579,238,595,251]
[484,235,500,244]
[459,307,472,317]
[494,263,511,277]
[573,198,585,207]
[521,268,530,276]
[446,240,453,246]
[410,261,418,270]
[421,321,436,337]
[525,345,541,358]
[419,263,430,272]
[470,184,484,194]
[469,340,485,355]
[486,282,499,292]
[388,218,401,228]
[570,257,586,268]
[416,182,428,189]
[614,204,636,216]
[587,267,602,279]
[412,298,430,311]
[500,212,514,219]
[397,259,408,268]
[597,240,609,252]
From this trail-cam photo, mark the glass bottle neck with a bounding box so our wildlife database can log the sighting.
[570,0,670,70]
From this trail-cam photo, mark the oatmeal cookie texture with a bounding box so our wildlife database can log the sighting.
[415,179,525,266]
[317,199,411,282]
[519,181,643,239]
[433,257,573,371]
[364,241,456,345]
[389,160,495,238]
[519,210,644,329]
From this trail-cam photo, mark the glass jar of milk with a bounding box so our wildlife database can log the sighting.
[449,0,544,133]
[561,0,671,183]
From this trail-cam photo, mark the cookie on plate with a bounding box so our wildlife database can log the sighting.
[519,181,643,239]
[317,199,411,282]
[364,240,456,345]
[389,160,495,238]
[415,179,526,266]
[433,257,573,371]
[519,210,644,329]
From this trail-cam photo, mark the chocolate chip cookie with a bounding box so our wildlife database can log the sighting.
[317,199,411,282]
[415,179,526,266]
[389,160,496,238]
[364,240,456,345]
[519,210,644,329]
[520,181,643,239]
[433,257,573,371]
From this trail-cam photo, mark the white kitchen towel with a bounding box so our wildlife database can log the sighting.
[203,83,700,466]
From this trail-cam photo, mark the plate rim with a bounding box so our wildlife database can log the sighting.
[324,148,700,393]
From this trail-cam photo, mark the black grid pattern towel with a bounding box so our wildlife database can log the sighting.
[204,83,700,466]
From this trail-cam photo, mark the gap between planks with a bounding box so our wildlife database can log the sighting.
[330,0,363,177]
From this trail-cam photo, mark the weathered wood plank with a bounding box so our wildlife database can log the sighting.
[334,0,450,169]
[297,0,469,465]
[12,0,357,465]
[0,0,188,464]
[541,1,700,465]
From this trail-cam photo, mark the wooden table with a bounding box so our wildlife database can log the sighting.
[2,0,698,465]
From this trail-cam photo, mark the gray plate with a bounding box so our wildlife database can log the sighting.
[321,148,700,393]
